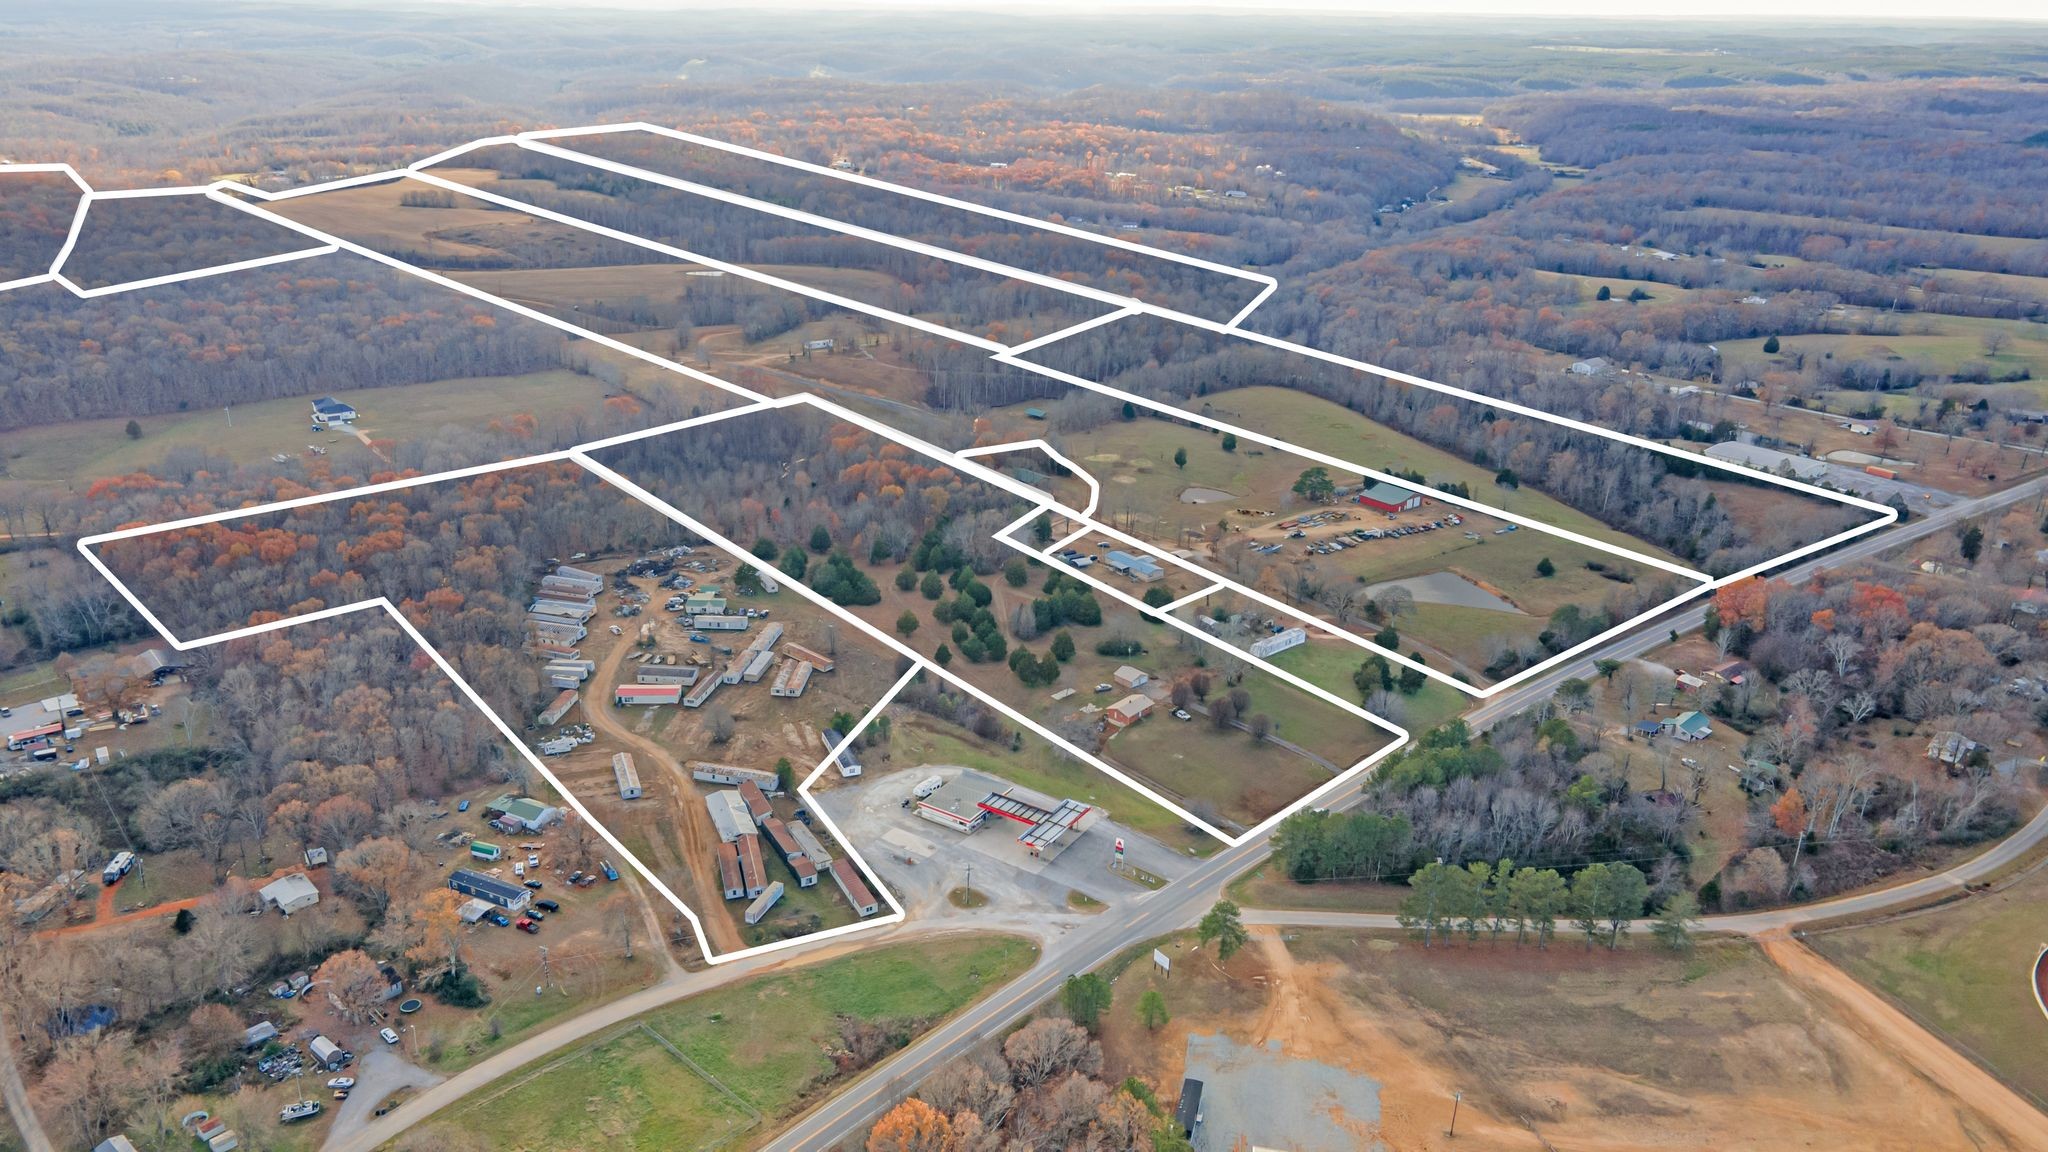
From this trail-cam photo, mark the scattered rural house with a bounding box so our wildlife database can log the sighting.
[309,396,357,428]
[745,880,785,925]
[1113,664,1150,690]
[1703,440,1830,482]
[1633,719,1662,738]
[822,727,863,777]
[761,818,818,886]
[537,689,580,726]
[1661,711,1713,741]
[1926,730,1980,766]
[302,846,328,868]
[259,873,321,915]
[95,1137,142,1152]
[789,821,833,866]
[1355,480,1423,514]
[1568,358,1610,376]
[738,779,773,825]
[771,659,814,698]
[241,1021,279,1049]
[784,643,835,672]
[684,674,724,708]
[616,682,683,706]
[1708,658,1753,685]
[1105,693,1154,730]
[448,868,532,911]
[736,833,768,898]
[1249,627,1307,658]
[695,614,750,631]
[637,665,700,686]
[826,858,880,917]
[717,842,744,900]
[739,647,777,682]
[1675,670,1706,692]
[692,761,781,791]
[613,752,643,800]
[684,590,727,614]
[706,789,755,843]
[132,648,188,683]
[1104,549,1166,582]
[485,795,562,832]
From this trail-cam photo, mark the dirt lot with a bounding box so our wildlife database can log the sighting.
[1098,927,2042,1151]
[535,555,899,954]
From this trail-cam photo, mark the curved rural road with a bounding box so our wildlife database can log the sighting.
[72,476,2048,1152]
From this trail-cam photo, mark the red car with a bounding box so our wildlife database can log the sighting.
[515,916,539,934]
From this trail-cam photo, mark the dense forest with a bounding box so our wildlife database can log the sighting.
[593,405,1028,577]
[441,145,1115,341]
[59,192,315,290]
[0,254,565,428]
[560,130,1269,321]
[89,462,683,725]
[0,172,80,283]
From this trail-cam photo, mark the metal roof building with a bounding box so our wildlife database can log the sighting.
[448,868,531,911]
[613,752,643,800]
[706,790,754,843]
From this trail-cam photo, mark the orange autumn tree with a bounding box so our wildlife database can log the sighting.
[866,1098,953,1152]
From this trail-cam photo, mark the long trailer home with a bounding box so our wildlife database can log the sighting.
[770,660,814,698]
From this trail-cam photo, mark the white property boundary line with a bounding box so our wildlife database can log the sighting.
[27,121,1895,860]
[73,467,914,967]
[13,138,1892,703]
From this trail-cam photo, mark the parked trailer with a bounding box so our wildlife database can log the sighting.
[615,683,683,706]
[1865,465,1899,480]
[744,880,785,925]
[691,761,781,791]
[770,660,814,698]
[470,842,503,862]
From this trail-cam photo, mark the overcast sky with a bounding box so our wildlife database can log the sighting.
[454,0,2043,20]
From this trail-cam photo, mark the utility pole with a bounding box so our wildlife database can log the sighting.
[1447,1090,1463,1137]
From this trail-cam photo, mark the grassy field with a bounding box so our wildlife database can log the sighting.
[1720,314,2048,385]
[1809,862,2048,1110]
[0,369,618,504]
[1107,707,1345,830]
[1225,860,1408,912]
[1180,386,1677,559]
[886,713,1216,857]
[1263,638,1468,733]
[1528,269,1705,310]
[400,934,1036,1152]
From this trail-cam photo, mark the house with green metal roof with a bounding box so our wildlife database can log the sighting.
[1661,711,1713,741]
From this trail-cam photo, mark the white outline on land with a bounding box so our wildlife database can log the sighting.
[29,122,1904,961]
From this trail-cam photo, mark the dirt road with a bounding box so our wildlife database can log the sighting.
[1763,934,2048,1150]
[586,623,743,954]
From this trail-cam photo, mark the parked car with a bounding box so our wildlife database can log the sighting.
[379,1028,400,1045]
[515,917,540,934]
[486,911,511,927]
[525,908,545,922]
[793,809,813,826]
[326,1078,354,1090]
[523,879,543,890]
[599,860,619,881]
[1172,709,1192,721]
[456,799,470,812]
[526,853,540,868]
[534,899,561,913]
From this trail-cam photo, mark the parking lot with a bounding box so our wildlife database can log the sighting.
[815,766,1186,918]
